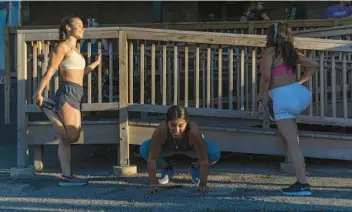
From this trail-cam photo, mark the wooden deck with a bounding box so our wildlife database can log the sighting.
[26,118,352,161]
[5,20,352,174]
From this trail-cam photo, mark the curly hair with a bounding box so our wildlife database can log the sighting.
[59,15,80,41]
[265,22,298,70]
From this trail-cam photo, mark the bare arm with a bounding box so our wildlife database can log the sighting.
[189,122,209,185]
[84,54,101,75]
[147,122,167,186]
[35,43,68,96]
[296,55,319,84]
[258,47,273,99]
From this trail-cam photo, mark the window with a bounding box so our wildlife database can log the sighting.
[198,1,223,21]
[198,1,248,21]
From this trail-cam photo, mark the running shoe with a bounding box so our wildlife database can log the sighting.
[281,182,312,196]
[58,174,88,187]
[158,166,175,185]
[41,97,56,111]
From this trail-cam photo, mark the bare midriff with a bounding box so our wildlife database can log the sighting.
[59,70,84,86]
[269,56,297,90]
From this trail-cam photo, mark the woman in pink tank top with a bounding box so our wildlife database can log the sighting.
[257,23,318,196]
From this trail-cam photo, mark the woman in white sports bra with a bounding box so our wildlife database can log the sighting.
[33,15,101,187]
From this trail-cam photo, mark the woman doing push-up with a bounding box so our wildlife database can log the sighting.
[140,105,221,194]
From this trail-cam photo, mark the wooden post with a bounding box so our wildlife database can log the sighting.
[16,33,27,168]
[118,31,129,167]
[34,146,44,171]
[114,30,137,176]
[248,22,255,34]
[4,28,11,124]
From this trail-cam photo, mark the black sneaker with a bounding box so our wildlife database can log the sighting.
[266,96,275,121]
[58,174,88,187]
[281,182,312,196]
[42,98,56,111]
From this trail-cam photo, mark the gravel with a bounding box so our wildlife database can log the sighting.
[1,164,352,212]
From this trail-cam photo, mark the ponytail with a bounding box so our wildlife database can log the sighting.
[59,26,65,41]
[266,23,298,70]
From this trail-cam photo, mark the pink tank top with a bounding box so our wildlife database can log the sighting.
[271,64,294,77]
[259,49,294,77]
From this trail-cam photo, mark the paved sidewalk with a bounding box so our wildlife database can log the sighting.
[1,158,352,212]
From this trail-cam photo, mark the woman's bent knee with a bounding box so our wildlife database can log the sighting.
[205,139,221,165]
[139,139,151,160]
[67,134,80,144]
[65,127,81,144]
[56,127,69,140]
[209,151,221,165]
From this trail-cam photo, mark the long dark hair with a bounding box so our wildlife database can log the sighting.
[167,105,189,122]
[266,22,298,70]
[59,15,80,41]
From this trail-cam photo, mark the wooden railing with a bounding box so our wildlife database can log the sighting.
[295,24,352,39]
[6,26,352,168]
[135,18,352,35]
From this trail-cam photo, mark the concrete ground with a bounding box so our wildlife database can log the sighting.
[1,144,352,212]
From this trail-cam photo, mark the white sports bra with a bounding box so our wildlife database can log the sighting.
[59,46,86,71]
